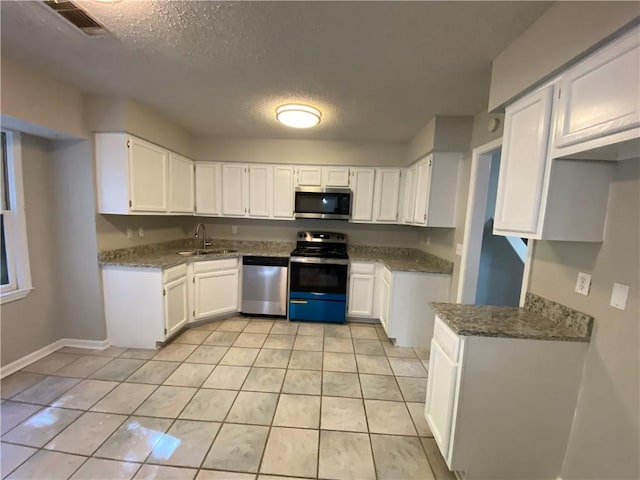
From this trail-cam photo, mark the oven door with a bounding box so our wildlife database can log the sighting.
[289,259,348,323]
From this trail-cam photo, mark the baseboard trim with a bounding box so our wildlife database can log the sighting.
[1,337,110,379]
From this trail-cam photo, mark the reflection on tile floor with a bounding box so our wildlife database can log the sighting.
[0,317,455,480]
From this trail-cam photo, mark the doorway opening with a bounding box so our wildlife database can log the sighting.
[457,138,532,306]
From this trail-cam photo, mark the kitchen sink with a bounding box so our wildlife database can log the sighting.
[176,249,238,256]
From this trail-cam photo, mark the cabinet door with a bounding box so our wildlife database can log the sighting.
[195,163,222,215]
[379,274,392,336]
[222,164,247,216]
[350,168,375,222]
[164,276,188,337]
[374,168,401,223]
[323,167,350,187]
[402,166,417,224]
[273,165,295,219]
[129,137,168,212]
[494,85,553,234]
[348,274,375,317]
[194,269,239,319]
[413,157,432,225]
[248,165,272,218]
[169,153,194,213]
[555,29,639,148]
[425,339,459,463]
[296,166,322,186]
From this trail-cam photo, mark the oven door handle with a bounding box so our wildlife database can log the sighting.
[289,256,349,265]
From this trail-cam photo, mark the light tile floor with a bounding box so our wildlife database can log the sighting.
[0,317,455,480]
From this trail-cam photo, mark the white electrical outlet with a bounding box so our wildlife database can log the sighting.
[575,272,591,296]
[138,227,145,238]
[610,283,629,310]
[426,236,431,245]
[126,228,133,239]
[232,226,238,234]
[456,243,463,256]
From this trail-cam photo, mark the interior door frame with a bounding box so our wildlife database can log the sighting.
[456,138,534,306]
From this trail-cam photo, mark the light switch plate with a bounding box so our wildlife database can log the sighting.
[610,283,629,310]
[138,227,144,238]
[456,243,463,256]
[575,272,591,296]
[126,228,133,239]
[232,226,238,234]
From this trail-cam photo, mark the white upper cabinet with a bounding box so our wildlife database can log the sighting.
[413,158,433,225]
[96,133,195,216]
[350,168,376,222]
[373,168,401,223]
[554,27,639,151]
[273,165,295,219]
[406,153,461,227]
[495,83,614,242]
[168,153,194,213]
[494,85,554,234]
[323,167,351,187]
[221,164,247,216]
[248,165,273,217]
[221,164,273,218]
[295,166,322,186]
[128,137,168,213]
[402,165,417,224]
[195,163,222,216]
[295,166,352,188]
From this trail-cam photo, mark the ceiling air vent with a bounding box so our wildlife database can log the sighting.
[43,1,108,36]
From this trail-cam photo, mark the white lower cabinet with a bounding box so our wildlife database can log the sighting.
[192,258,240,320]
[102,259,240,349]
[376,265,450,347]
[426,315,589,479]
[347,262,376,317]
[102,264,188,349]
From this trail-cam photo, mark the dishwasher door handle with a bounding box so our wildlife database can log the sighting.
[290,300,308,304]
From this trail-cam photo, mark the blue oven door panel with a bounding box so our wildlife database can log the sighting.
[289,292,346,324]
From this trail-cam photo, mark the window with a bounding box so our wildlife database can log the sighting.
[1,130,32,303]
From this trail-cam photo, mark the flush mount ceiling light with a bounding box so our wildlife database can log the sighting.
[276,104,322,129]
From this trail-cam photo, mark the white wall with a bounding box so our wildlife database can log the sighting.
[194,137,406,166]
[1,136,64,365]
[185,217,421,248]
[52,139,106,341]
[489,2,639,109]
[85,95,195,158]
[530,159,639,479]
[1,56,85,139]
[415,111,505,300]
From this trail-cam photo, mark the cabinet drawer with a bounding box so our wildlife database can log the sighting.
[433,315,461,362]
[193,258,238,273]
[350,262,376,275]
[163,263,187,283]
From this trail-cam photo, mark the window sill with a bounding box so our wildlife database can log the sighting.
[1,287,33,304]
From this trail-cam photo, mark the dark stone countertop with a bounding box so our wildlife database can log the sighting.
[98,240,453,275]
[430,293,593,342]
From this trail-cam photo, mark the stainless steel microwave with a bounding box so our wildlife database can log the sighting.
[294,188,352,220]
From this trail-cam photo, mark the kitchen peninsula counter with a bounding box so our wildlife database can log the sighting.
[431,293,594,342]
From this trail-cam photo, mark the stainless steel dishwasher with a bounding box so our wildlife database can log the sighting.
[241,256,289,317]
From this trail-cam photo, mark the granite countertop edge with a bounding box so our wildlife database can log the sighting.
[430,299,594,343]
[99,241,453,274]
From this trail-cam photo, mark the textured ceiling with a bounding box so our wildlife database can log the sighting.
[1,1,550,141]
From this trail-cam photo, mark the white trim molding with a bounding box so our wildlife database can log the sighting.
[457,138,502,304]
[1,131,33,304]
[0,338,110,379]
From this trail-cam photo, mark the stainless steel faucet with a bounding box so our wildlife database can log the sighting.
[193,223,210,250]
